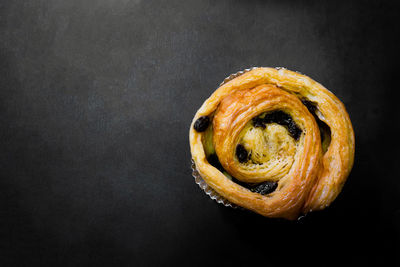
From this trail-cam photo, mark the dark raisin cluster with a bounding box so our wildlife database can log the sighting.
[252,117,266,129]
[236,144,249,163]
[301,99,317,113]
[193,116,210,132]
[231,177,278,195]
[300,100,331,144]
[252,110,302,140]
[249,181,278,195]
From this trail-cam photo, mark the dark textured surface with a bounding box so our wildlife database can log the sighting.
[0,0,398,266]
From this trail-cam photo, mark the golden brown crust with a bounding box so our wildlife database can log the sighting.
[189,67,355,219]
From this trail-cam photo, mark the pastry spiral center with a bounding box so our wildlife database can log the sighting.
[240,122,296,168]
[211,84,307,184]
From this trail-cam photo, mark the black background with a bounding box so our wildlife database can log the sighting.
[1,0,399,266]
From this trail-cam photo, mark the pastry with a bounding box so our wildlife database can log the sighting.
[189,67,355,220]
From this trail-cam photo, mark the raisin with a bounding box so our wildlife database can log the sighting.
[236,144,249,163]
[252,117,266,128]
[300,100,331,147]
[230,177,278,196]
[301,99,317,113]
[193,116,210,132]
[263,111,290,125]
[250,181,278,195]
[261,111,302,140]
[252,111,301,140]
[287,121,302,141]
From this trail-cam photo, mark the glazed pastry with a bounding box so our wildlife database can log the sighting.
[189,67,355,220]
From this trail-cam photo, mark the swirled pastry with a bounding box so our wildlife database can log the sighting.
[189,67,355,220]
